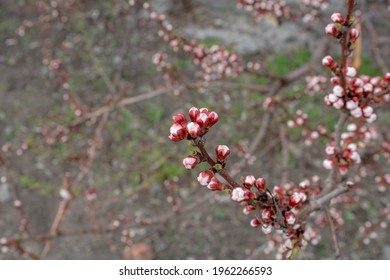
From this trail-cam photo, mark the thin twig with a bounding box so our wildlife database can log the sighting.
[324,206,341,259]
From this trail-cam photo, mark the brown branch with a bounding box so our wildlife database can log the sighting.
[297,182,352,221]
[196,139,241,189]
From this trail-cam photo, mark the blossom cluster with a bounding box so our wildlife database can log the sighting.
[143,4,243,82]
[169,107,219,143]
[323,142,361,175]
[287,110,308,128]
[305,75,327,96]
[236,0,329,23]
[323,12,390,123]
[236,0,290,21]
[302,125,327,146]
[183,43,243,82]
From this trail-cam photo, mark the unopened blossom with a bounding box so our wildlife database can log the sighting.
[216,145,230,162]
[231,187,246,202]
[183,155,200,170]
[197,170,214,186]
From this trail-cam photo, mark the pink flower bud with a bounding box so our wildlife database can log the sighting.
[188,107,200,122]
[254,177,266,192]
[243,205,256,215]
[170,123,187,139]
[261,208,274,224]
[325,23,339,37]
[183,155,200,170]
[351,107,363,118]
[322,56,337,68]
[349,28,360,42]
[299,179,309,190]
[289,192,302,207]
[208,111,219,127]
[333,85,344,97]
[285,211,296,225]
[363,83,373,94]
[362,106,373,117]
[330,77,340,85]
[207,177,224,191]
[196,113,209,128]
[215,145,230,162]
[231,187,246,202]
[197,170,214,186]
[331,12,344,24]
[273,185,286,196]
[199,108,209,114]
[243,175,256,187]
[328,93,339,103]
[333,98,344,109]
[172,113,187,126]
[250,217,261,228]
[366,113,377,123]
[186,122,201,138]
[169,134,181,142]
[345,67,357,77]
[323,158,335,169]
[351,78,364,88]
[338,164,349,175]
[385,73,390,84]
[346,100,358,110]
[325,145,336,155]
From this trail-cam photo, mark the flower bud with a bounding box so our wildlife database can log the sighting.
[333,98,344,109]
[299,179,309,190]
[243,175,256,187]
[346,100,358,110]
[362,106,373,117]
[350,107,363,118]
[207,177,225,191]
[366,113,377,123]
[349,28,360,42]
[261,208,274,224]
[231,187,246,202]
[323,158,335,169]
[254,177,266,192]
[183,155,200,170]
[328,93,339,103]
[186,122,201,138]
[215,145,230,162]
[325,23,339,37]
[331,12,344,24]
[363,83,373,94]
[172,113,187,126]
[250,217,261,228]
[285,211,296,225]
[345,67,357,77]
[197,170,214,186]
[385,73,390,84]
[322,56,337,68]
[208,111,219,127]
[188,107,200,122]
[333,85,344,97]
[325,145,336,155]
[170,123,187,139]
[243,205,256,215]
[168,133,181,142]
[289,192,302,207]
[196,113,209,128]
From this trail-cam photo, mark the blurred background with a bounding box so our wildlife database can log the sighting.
[0,0,389,259]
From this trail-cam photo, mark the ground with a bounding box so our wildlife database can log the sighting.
[0,0,389,259]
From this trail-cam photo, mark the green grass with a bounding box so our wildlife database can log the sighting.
[266,48,311,75]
